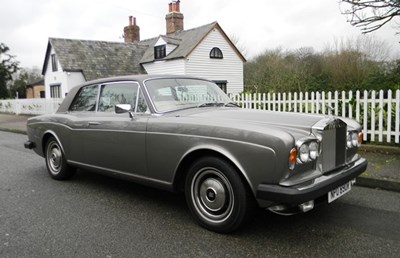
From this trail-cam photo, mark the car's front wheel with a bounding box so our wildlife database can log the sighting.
[185,156,254,233]
[45,136,76,180]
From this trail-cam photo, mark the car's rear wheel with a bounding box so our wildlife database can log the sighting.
[185,156,254,233]
[45,137,76,180]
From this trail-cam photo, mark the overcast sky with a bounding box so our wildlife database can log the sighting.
[1,0,399,70]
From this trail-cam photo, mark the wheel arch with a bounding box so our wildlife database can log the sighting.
[41,131,65,156]
[172,147,254,197]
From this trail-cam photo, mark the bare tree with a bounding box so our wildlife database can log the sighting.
[229,34,248,59]
[340,0,400,34]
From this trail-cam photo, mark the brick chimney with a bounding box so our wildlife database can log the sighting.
[166,1,184,35]
[124,16,140,43]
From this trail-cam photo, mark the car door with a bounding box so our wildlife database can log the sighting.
[68,81,149,176]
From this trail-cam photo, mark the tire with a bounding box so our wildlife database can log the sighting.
[45,136,76,180]
[185,156,254,233]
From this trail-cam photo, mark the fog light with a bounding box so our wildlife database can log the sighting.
[298,200,314,213]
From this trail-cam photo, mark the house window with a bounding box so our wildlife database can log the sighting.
[213,80,227,93]
[51,54,58,72]
[50,84,61,98]
[210,47,223,59]
[154,45,166,59]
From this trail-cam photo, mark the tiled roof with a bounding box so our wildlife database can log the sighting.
[43,21,245,80]
[140,22,218,63]
[44,38,147,81]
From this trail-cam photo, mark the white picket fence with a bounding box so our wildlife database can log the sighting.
[1,89,399,144]
[232,89,400,144]
[0,98,63,115]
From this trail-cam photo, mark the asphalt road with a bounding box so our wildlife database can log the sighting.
[1,131,399,258]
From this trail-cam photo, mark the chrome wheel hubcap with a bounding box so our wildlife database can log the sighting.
[191,168,234,223]
[47,142,62,174]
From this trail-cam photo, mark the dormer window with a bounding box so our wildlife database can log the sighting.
[210,47,223,59]
[154,45,166,59]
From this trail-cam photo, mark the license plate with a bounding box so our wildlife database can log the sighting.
[328,180,354,203]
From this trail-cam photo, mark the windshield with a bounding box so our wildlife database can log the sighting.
[144,78,233,112]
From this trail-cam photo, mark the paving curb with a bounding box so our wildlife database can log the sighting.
[0,127,27,135]
[356,176,400,193]
[360,144,400,155]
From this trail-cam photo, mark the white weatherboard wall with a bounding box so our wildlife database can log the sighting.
[44,47,85,98]
[186,28,244,94]
[143,59,186,75]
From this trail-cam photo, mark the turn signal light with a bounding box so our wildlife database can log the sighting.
[358,132,363,146]
[289,148,297,170]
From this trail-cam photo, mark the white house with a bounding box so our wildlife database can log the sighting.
[42,1,246,98]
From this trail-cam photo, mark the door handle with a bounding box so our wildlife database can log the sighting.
[88,121,101,126]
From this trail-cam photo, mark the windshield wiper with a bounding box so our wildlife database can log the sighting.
[224,102,240,107]
[197,102,239,108]
[197,102,224,108]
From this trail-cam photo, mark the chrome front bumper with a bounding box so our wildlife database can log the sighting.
[256,158,368,204]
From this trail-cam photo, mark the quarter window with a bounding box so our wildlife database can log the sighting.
[210,47,223,59]
[69,85,99,111]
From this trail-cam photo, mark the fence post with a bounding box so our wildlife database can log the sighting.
[282,92,286,112]
[305,92,309,113]
[386,90,392,143]
[356,90,360,123]
[371,90,376,142]
[299,92,303,113]
[272,93,276,111]
[363,90,368,141]
[334,91,339,116]
[348,91,353,119]
[277,92,281,112]
[262,93,266,110]
[311,92,315,114]
[378,90,384,142]
[341,91,346,118]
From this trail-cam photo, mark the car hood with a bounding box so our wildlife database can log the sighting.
[174,107,326,135]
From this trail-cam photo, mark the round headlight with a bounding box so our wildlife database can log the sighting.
[351,132,358,147]
[309,141,319,160]
[299,144,310,163]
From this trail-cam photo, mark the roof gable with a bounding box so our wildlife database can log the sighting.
[43,38,147,81]
[140,22,245,64]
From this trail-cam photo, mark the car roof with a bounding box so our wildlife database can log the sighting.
[76,74,209,88]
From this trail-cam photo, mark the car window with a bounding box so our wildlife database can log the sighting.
[98,82,148,113]
[69,85,99,112]
[145,78,230,112]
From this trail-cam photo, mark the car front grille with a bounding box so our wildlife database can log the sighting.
[313,118,347,173]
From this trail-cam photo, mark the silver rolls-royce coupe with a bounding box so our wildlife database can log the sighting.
[25,75,367,233]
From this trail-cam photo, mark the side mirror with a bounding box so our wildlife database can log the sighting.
[115,104,134,119]
[115,104,132,113]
